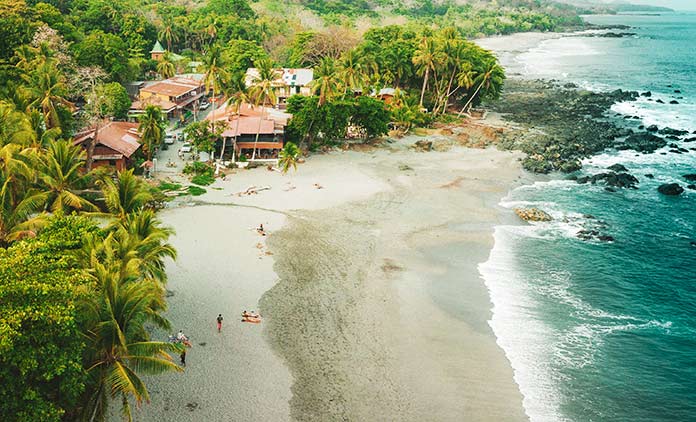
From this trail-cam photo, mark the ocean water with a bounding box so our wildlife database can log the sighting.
[480,13,696,422]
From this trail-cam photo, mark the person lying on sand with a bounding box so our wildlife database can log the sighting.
[313,183,324,189]
[242,310,260,318]
[256,224,266,236]
[242,316,262,324]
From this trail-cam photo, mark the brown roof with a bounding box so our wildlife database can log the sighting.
[130,95,177,112]
[220,116,275,137]
[74,122,141,158]
[236,141,283,150]
[141,77,202,98]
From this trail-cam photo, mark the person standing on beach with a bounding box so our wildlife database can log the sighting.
[180,349,186,366]
[216,314,223,332]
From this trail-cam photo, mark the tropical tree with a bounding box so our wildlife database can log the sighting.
[22,61,71,129]
[278,142,300,174]
[100,169,153,221]
[412,36,444,108]
[309,57,341,106]
[338,50,366,96]
[79,252,181,422]
[38,140,96,213]
[222,73,249,161]
[458,60,505,116]
[158,18,179,52]
[202,44,228,133]
[247,58,279,160]
[138,106,164,161]
[156,53,176,79]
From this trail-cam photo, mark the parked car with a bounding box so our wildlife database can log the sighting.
[164,133,176,144]
[180,142,192,153]
[199,101,210,110]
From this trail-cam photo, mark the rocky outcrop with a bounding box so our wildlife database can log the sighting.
[617,133,667,153]
[576,172,639,189]
[657,183,684,196]
[682,174,696,181]
[514,208,553,222]
[607,164,628,172]
[412,140,432,152]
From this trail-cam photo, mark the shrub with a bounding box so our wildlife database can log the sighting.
[187,186,207,196]
[190,174,215,186]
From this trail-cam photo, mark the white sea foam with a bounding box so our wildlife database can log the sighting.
[480,226,570,422]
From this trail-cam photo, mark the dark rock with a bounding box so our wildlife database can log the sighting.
[577,176,590,184]
[582,171,639,189]
[583,214,596,219]
[617,132,667,153]
[683,174,696,181]
[607,164,628,172]
[670,149,682,154]
[687,184,696,190]
[669,143,679,148]
[656,99,665,104]
[674,90,681,93]
[605,187,617,192]
[657,183,684,196]
[566,175,578,180]
[597,235,615,242]
[646,125,659,132]
[666,135,681,141]
[638,125,645,130]
[691,241,696,247]
[670,100,680,104]
[564,83,578,89]
[645,174,654,179]
[640,91,652,97]
[679,148,689,153]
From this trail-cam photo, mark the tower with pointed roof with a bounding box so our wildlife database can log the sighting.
[150,40,166,61]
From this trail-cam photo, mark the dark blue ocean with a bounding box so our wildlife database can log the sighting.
[480,13,696,422]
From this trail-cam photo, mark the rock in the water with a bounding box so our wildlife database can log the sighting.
[646,125,659,132]
[607,163,628,172]
[682,174,696,181]
[618,132,666,153]
[675,89,682,93]
[645,173,654,179]
[670,100,680,104]
[659,127,689,136]
[514,208,553,222]
[656,99,665,104]
[640,91,652,97]
[657,183,684,196]
[687,184,696,190]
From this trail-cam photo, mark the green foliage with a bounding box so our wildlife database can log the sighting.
[187,185,206,196]
[191,173,215,186]
[73,30,135,82]
[138,105,165,161]
[96,82,131,120]
[0,215,97,422]
[182,120,223,154]
[157,181,182,192]
[286,94,352,146]
[351,96,390,140]
[222,39,268,75]
[182,160,213,176]
[278,141,300,173]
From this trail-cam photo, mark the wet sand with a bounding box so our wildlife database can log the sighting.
[130,136,529,421]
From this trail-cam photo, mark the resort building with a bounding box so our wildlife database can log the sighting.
[73,122,141,171]
[244,68,314,106]
[206,102,290,162]
[129,76,205,119]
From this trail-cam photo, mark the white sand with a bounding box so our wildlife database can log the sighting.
[129,136,530,421]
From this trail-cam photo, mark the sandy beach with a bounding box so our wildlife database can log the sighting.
[124,129,532,421]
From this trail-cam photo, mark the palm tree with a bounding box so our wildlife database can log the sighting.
[115,210,176,283]
[202,45,228,134]
[339,50,366,96]
[37,140,96,213]
[100,169,154,221]
[247,58,280,161]
[388,45,413,89]
[156,53,176,80]
[222,73,249,162]
[80,253,181,422]
[22,62,71,129]
[0,101,35,146]
[138,106,164,161]
[309,57,341,106]
[158,19,179,52]
[457,60,505,117]
[278,142,300,174]
[412,36,445,108]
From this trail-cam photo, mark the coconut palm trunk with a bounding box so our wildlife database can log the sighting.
[457,79,486,118]
[419,67,430,107]
[85,119,101,171]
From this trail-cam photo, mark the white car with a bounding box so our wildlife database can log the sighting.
[164,133,176,144]
[180,142,192,153]
[199,101,210,110]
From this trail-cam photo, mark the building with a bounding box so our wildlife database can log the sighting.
[150,40,166,61]
[129,76,205,119]
[73,122,142,171]
[244,68,314,106]
[207,102,290,162]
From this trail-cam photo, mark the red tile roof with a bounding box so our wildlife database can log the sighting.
[141,77,202,98]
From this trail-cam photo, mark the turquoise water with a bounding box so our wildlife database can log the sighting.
[481,14,696,422]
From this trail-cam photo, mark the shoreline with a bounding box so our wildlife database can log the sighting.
[128,131,532,420]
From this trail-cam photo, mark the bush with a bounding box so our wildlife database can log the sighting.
[182,161,213,176]
[157,181,183,192]
[190,173,215,186]
[187,186,207,196]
